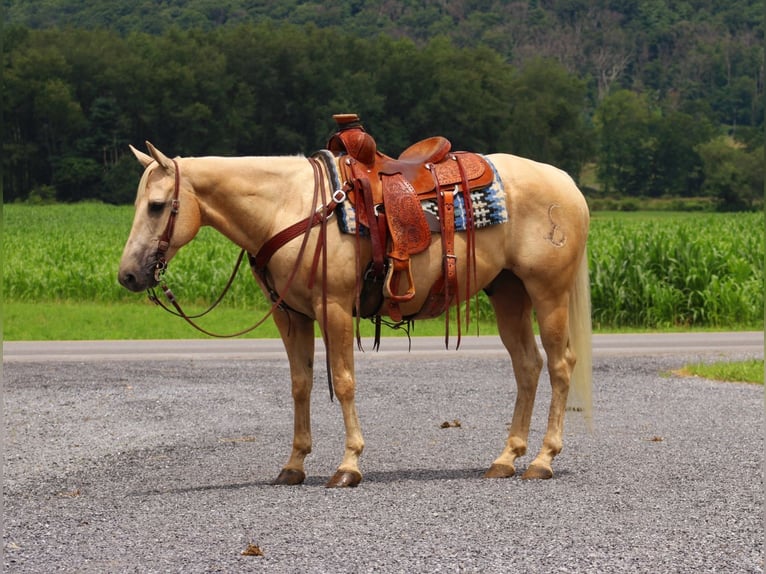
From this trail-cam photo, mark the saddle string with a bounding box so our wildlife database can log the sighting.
[315,153,366,353]
[359,174,388,351]
[354,203,364,352]
[453,154,480,336]
[430,167,460,350]
[343,157,389,351]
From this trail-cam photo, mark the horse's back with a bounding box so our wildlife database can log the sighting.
[487,153,587,222]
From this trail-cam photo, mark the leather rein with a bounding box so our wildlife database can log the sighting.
[147,152,345,341]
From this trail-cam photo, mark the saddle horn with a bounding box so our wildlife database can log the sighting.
[327,113,377,166]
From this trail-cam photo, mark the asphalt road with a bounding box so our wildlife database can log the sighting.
[4,331,764,362]
[3,333,764,573]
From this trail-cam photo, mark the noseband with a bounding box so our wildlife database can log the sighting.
[154,158,181,281]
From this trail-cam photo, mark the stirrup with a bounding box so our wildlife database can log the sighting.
[383,257,416,304]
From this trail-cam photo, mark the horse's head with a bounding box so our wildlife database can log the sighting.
[118,142,201,292]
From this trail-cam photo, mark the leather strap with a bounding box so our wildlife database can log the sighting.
[154,158,182,281]
[358,175,387,279]
[252,192,342,270]
[152,157,337,342]
[453,154,478,332]
[249,155,342,400]
[416,164,461,348]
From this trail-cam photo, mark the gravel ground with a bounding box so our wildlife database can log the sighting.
[3,346,764,573]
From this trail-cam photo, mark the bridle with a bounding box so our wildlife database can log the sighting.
[147,157,254,330]
[153,158,182,282]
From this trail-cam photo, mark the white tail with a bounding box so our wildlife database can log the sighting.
[567,247,593,430]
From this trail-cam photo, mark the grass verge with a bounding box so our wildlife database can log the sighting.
[3,301,500,341]
[675,359,764,385]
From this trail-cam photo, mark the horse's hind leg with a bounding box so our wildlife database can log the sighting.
[272,310,315,486]
[523,292,576,480]
[484,271,544,479]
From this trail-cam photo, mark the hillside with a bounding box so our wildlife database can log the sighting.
[3,0,763,208]
[5,0,763,108]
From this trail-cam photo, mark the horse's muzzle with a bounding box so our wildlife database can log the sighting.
[118,264,158,292]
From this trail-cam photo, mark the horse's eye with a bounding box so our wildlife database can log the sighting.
[148,201,165,214]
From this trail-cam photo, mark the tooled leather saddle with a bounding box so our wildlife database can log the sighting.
[328,114,493,334]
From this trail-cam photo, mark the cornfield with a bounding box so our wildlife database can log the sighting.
[588,212,763,329]
[3,204,763,330]
[3,203,263,307]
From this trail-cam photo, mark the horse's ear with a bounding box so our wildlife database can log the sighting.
[129,144,154,168]
[145,141,175,172]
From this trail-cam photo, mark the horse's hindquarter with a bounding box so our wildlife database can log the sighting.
[378,154,588,317]
[487,153,589,287]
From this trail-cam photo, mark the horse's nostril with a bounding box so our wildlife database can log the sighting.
[119,271,137,289]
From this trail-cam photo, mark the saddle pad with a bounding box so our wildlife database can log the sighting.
[335,156,507,235]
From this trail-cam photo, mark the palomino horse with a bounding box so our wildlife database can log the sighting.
[118,141,592,488]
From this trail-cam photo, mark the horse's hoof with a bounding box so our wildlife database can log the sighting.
[521,464,553,480]
[483,463,516,478]
[325,470,362,488]
[272,468,306,486]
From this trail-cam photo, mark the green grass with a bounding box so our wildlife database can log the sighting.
[4,300,281,340]
[3,204,764,340]
[676,359,764,385]
[3,300,497,341]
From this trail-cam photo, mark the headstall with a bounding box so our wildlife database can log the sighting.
[153,158,181,282]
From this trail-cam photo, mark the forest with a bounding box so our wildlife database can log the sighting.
[3,0,764,209]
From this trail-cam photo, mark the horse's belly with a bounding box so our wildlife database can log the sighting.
[391,228,506,317]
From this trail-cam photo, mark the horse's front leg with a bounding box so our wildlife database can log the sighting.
[271,309,315,486]
[321,303,365,488]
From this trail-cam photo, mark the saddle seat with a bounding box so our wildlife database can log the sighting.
[376,136,451,197]
[327,114,493,323]
[397,136,452,164]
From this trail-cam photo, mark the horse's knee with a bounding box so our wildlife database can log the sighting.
[332,373,356,402]
[291,375,313,402]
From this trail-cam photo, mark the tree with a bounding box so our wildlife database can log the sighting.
[379,36,514,153]
[2,11,762,208]
[51,156,101,202]
[593,89,656,196]
[696,137,763,211]
[649,108,713,197]
[505,58,593,180]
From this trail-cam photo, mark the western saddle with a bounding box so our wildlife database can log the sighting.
[327,114,494,343]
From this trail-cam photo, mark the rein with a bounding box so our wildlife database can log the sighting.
[147,248,247,324]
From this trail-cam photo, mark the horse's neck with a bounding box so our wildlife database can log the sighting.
[186,156,315,253]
